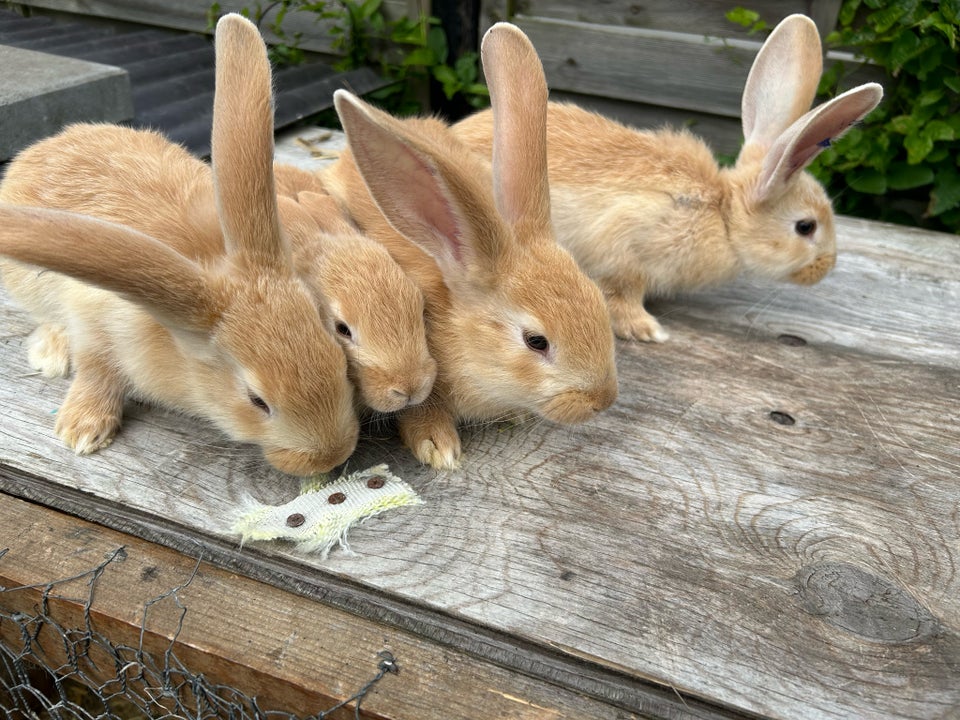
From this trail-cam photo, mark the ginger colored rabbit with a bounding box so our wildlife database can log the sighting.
[454,14,883,341]
[272,172,437,412]
[0,14,359,475]
[321,23,618,469]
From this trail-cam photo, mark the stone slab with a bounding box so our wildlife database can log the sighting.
[0,44,132,161]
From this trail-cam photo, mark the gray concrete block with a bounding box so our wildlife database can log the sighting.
[0,44,132,161]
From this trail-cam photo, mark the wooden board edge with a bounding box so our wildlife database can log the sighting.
[0,467,754,720]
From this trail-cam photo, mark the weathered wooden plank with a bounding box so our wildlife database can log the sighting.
[546,90,745,157]
[0,494,645,720]
[1,189,958,720]
[509,17,885,119]
[509,16,760,117]
[477,2,877,150]
[13,0,416,55]
[493,0,841,38]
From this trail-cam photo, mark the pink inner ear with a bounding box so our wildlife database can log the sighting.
[336,90,484,274]
[741,14,822,147]
[756,83,883,202]
[400,150,464,263]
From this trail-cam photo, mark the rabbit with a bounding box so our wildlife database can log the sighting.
[272,168,438,412]
[319,22,619,470]
[453,14,884,342]
[0,13,360,476]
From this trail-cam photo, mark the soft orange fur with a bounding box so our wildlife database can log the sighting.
[275,187,437,412]
[319,24,618,469]
[0,14,360,475]
[454,15,882,342]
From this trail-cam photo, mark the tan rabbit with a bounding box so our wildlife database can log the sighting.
[321,23,618,470]
[454,14,884,341]
[0,14,359,475]
[272,172,438,412]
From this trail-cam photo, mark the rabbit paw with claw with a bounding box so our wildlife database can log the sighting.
[400,405,462,470]
[607,296,669,343]
[54,357,126,454]
[55,401,122,455]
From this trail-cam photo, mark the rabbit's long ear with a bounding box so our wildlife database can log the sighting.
[0,205,219,329]
[333,89,504,280]
[482,22,551,237]
[742,14,823,148]
[754,83,883,202]
[211,14,287,271]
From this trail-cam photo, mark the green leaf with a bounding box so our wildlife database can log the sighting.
[848,168,888,194]
[924,120,956,142]
[867,0,913,33]
[917,88,945,106]
[455,53,479,83]
[725,7,761,28]
[360,0,382,20]
[426,25,448,62]
[945,75,960,93]
[942,0,960,23]
[401,47,437,66]
[904,131,934,163]
[929,166,960,215]
[432,64,458,86]
[889,29,922,70]
[723,6,765,33]
[928,148,951,164]
[839,0,863,26]
[889,114,920,134]
[886,162,935,189]
[927,19,957,47]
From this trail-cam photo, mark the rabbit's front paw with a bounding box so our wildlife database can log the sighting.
[399,406,462,470]
[55,362,126,454]
[27,324,71,377]
[607,299,669,343]
[55,405,121,454]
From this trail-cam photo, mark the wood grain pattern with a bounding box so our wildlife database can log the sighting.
[545,90,746,157]
[484,0,841,38]
[11,0,417,55]
[511,16,759,117]
[0,494,642,720]
[1,200,958,720]
[478,2,883,153]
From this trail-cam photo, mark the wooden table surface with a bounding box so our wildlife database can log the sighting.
[1,130,958,720]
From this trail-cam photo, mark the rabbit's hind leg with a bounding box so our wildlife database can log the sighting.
[26,323,71,377]
[605,288,669,343]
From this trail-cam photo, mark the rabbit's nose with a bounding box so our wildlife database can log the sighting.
[404,359,437,407]
[593,372,619,412]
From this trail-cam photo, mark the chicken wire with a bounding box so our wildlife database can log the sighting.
[0,547,397,719]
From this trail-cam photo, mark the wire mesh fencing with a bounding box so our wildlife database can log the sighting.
[0,547,397,719]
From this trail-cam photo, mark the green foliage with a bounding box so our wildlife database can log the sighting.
[813,0,959,232]
[207,0,489,116]
[725,7,768,34]
[330,0,488,114]
[206,1,312,65]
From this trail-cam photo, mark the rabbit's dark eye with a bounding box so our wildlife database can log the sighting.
[249,392,270,415]
[524,331,550,354]
[795,219,817,237]
[335,321,352,339]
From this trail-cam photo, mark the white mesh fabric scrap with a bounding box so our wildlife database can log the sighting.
[233,464,422,557]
